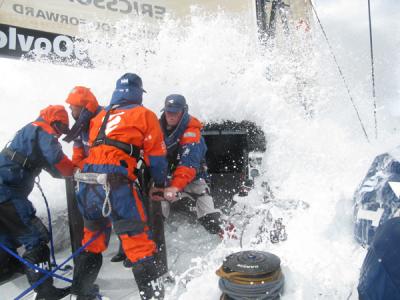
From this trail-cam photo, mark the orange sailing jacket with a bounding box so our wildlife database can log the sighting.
[84,104,167,185]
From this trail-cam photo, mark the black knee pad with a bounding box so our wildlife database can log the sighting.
[22,243,50,264]
[198,212,222,234]
[113,219,145,236]
[171,196,197,216]
[83,217,109,232]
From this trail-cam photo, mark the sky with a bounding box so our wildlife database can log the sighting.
[315,0,400,117]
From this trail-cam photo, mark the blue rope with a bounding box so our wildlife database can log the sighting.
[2,177,104,299]
[35,177,58,268]
[13,228,104,300]
[0,242,72,283]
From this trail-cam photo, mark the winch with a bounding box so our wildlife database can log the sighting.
[216,250,284,300]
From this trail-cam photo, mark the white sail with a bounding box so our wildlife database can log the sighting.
[0,0,255,36]
[0,0,312,66]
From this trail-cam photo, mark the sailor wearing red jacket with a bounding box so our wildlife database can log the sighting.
[64,86,102,169]
[0,105,74,299]
[70,73,168,300]
[160,94,222,234]
[64,86,127,265]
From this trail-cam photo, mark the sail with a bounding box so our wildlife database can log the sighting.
[0,0,312,63]
[0,0,257,61]
[0,0,254,36]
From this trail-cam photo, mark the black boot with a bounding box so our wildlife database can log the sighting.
[71,252,103,300]
[198,212,222,234]
[110,252,126,263]
[70,251,102,300]
[0,248,24,283]
[123,258,134,269]
[132,259,164,300]
[69,285,99,300]
[23,244,70,300]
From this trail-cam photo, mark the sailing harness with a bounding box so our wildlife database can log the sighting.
[74,105,141,217]
[74,171,111,217]
[73,171,132,218]
[91,105,141,159]
[1,147,37,169]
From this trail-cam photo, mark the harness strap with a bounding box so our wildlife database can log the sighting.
[91,106,141,159]
[92,137,141,159]
[74,172,131,186]
[74,171,132,218]
[74,172,108,185]
[1,147,36,169]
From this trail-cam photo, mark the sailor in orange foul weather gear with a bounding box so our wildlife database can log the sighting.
[64,86,127,264]
[0,105,74,300]
[69,73,168,300]
[64,86,102,169]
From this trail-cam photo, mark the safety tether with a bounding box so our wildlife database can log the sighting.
[34,176,60,268]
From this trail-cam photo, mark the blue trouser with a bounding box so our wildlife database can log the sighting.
[77,181,147,222]
[0,197,49,251]
[358,217,400,300]
[76,180,156,264]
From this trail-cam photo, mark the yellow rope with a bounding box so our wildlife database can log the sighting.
[216,266,282,285]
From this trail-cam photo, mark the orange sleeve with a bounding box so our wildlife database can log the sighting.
[179,127,201,145]
[170,125,202,190]
[171,166,197,190]
[72,145,86,169]
[55,155,75,176]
